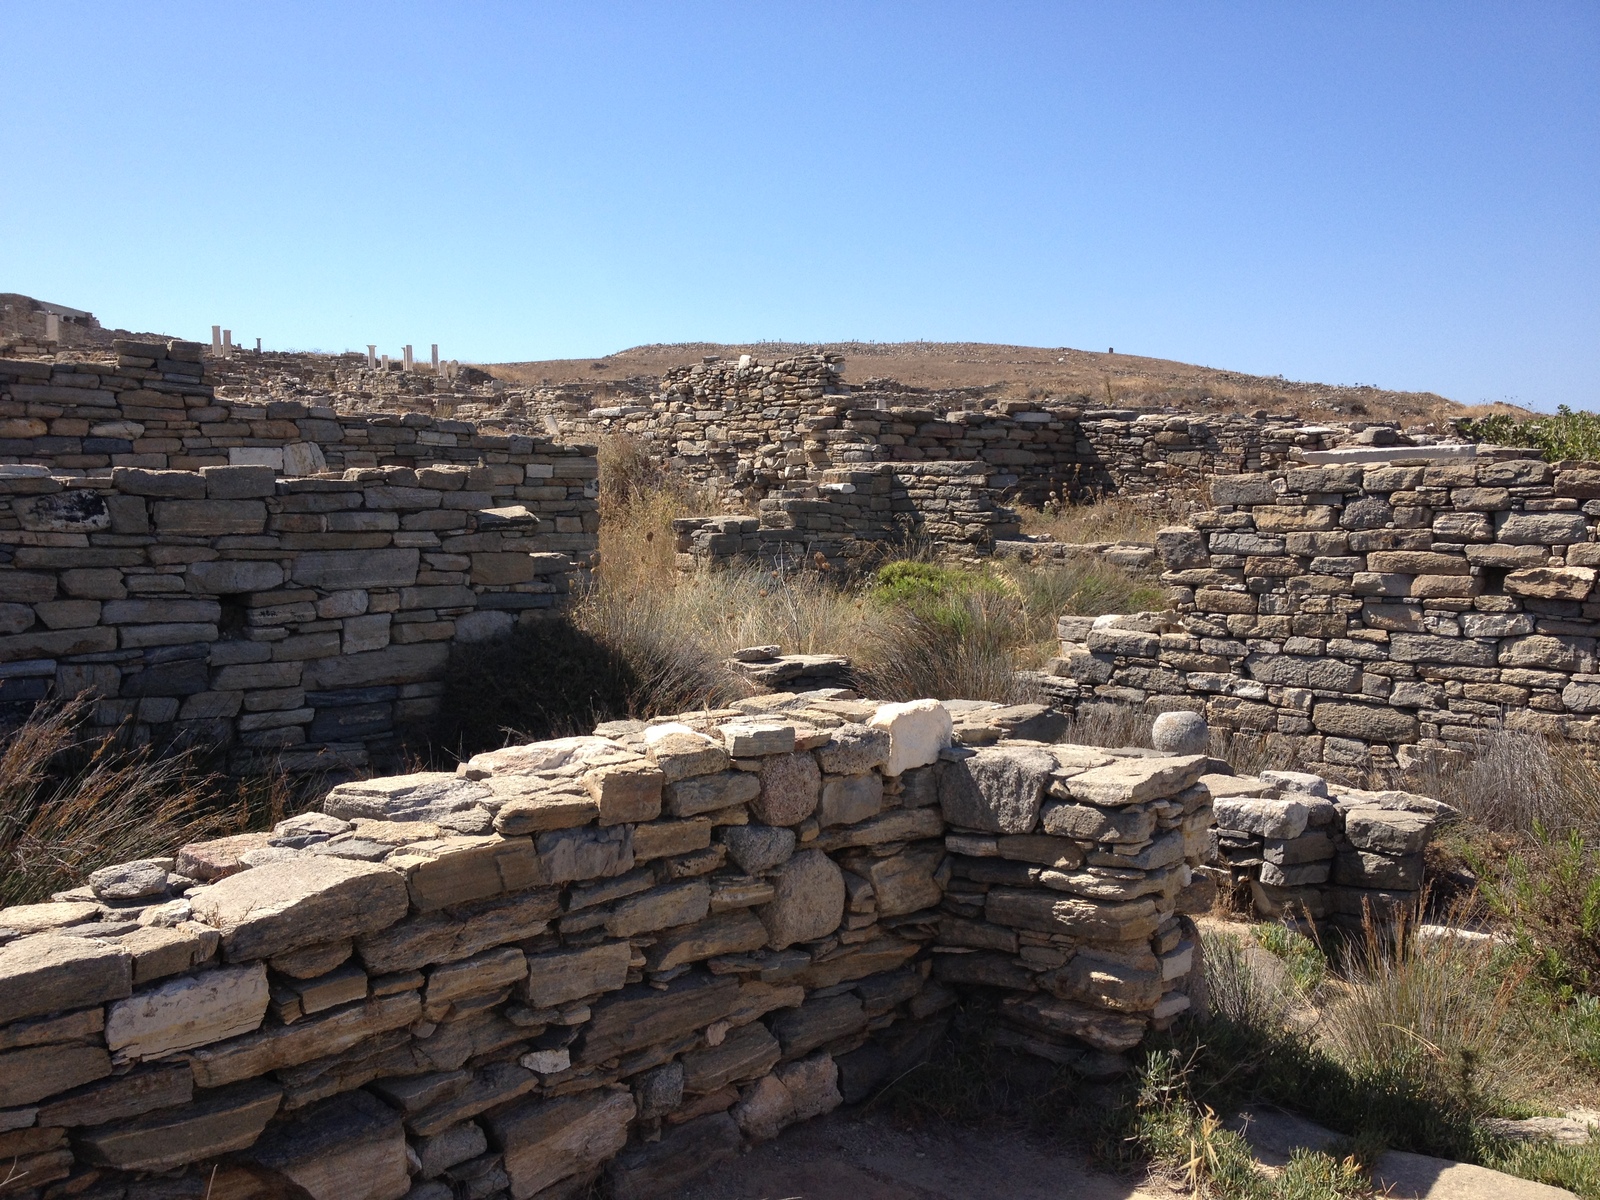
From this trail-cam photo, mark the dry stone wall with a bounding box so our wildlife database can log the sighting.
[1046,448,1600,781]
[0,695,1215,1200]
[568,354,1382,510]
[672,462,1020,568]
[0,341,599,773]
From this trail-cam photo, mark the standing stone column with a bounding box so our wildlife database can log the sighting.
[367,345,377,369]
[211,325,222,355]
[45,312,59,341]
[403,345,414,371]
[430,344,439,371]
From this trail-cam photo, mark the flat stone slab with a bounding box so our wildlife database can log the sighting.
[1297,444,1478,465]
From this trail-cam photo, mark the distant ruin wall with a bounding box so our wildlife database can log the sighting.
[0,342,600,773]
[1044,449,1600,781]
[565,354,1365,509]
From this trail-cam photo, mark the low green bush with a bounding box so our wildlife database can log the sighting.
[1456,406,1600,462]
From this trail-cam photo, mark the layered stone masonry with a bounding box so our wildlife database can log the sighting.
[0,695,1218,1200]
[1204,767,1453,922]
[0,338,600,772]
[1046,449,1600,780]
[672,460,1023,568]
[566,353,1394,510]
[0,341,598,498]
[0,466,596,774]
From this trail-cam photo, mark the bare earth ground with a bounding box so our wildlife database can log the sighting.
[485,340,1529,424]
[662,1111,1178,1200]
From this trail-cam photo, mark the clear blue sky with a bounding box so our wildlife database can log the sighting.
[2,3,1595,409]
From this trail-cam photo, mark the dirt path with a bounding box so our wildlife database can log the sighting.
[661,1110,1180,1200]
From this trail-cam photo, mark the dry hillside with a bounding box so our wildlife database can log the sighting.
[489,341,1530,424]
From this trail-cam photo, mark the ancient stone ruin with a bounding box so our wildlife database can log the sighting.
[1046,447,1600,777]
[0,696,1241,1200]
[0,340,598,771]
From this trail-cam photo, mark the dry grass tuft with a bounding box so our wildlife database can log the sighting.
[0,696,304,906]
[1404,730,1600,838]
[1017,494,1175,545]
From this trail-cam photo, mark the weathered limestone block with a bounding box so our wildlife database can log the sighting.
[105,962,269,1061]
[681,1021,782,1094]
[645,730,730,783]
[938,745,1055,834]
[818,772,884,826]
[534,826,633,885]
[88,859,171,901]
[245,1089,410,1200]
[731,1075,792,1142]
[751,752,821,826]
[492,791,599,836]
[985,888,1162,942]
[776,1052,843,1122]
[188,992,422,1088]
[356,890,558,974]
[1000,993,1147,1053]
[463,735,620,779]
[425,946,527,1014]
[74,1078,283,1172]
[813,723,892,774]
[1064,755,1208,807]
[1311,703,1419,743]
[583,760,664,825]
[36,1062,193,1127]
[0,933,131,1025]
[0,1041,111,1107]
[1494,511,1589,544]
[1505,566,1596,601]
[1045,953,1164,1014]
[323,773,492,823]
[632,817,713,861]
[1343,808,1435,855]
[757,850,846,949]
[868,699,953,775]
[577,973,741,1064]
[177,832,274,882]
[606,880,711,937]
[495,1087,639,1197]
[416,1121,489,1178]
[190,858,410,961]
[523,941,633,1009]
[1040,800,1155,844]
[849,846,944,917]
[719,721,796,757]
[1334,851,1423,890]
[1156,526,1208,570]
[646,911,768,971]
[387,836,544,910]
[770,994,868,1057]
[1213,796,1310,840]
[664,771,760,818]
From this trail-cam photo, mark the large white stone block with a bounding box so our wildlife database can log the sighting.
[868,699,952,776]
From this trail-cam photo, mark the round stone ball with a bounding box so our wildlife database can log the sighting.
[1151,710,1209,756]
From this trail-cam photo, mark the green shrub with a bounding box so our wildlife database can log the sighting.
[1456,406,1600,462]
[1476,829,1600,995]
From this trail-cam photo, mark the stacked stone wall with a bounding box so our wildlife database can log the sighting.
[0,696,1214,1200]
[567,354,1381,511]
[0,339,600,774]
[672,461,1020,570]
[1047,448,1600,781]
